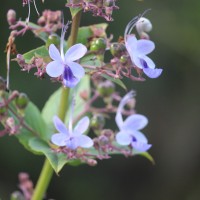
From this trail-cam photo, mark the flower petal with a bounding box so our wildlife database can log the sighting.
[136,39,155,55]
[143,67,163,78]
[140,55,155,69]
[115,91,135,129]
[53,116,69,135]
[122,114,148,131]
[74,116,90,136]
[125,35,137,55]
[116,131,132,145]
[131,130,148,143]
[132,141,152,152]
[65,44,87,62]
[63,67,80,88]
[65,137,79,150]
[49,44,62,61]
[76,135,94,148]
[51,133,68,146]
[67,61,85,78]
[46,61,64,77]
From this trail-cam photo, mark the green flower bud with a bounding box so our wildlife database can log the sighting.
[110,42,126,58]
[120,54,129,65]
[90,38,107,52]
[15,93,29,109]
[97,80,115,97]
[91,114,105,130]
[46,34,60,48]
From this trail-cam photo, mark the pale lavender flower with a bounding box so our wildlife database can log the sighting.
[115,91,152,152]
[124,15,163,78]
[51,115,93,150]
[46,23,87,88]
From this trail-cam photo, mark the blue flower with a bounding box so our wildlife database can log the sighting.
[51,115,93,150]
[115,91,152,152]
[46,24,87,88]
[124,16,163,78]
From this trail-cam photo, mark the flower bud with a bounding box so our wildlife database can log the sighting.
[7,9,16,25]
[87,158,97,166]
[90,38,107,52]
[120,54,129,65]
[15,93,29,109]
[98,135,110,146]
[110,43,126,58]
[46,34,60,48]
[136,17,152,36]
[91,114,105,130]
[97,80,115,97]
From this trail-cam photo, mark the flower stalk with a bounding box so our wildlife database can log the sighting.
[31,10,82,200]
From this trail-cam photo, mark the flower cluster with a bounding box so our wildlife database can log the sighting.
[50,90,151,165]
[66,0,119,21]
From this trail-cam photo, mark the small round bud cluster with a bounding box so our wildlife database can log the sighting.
[37,10,62,32]
[90,38,107,53]
[7,9,16,25]
[66,0,119,21]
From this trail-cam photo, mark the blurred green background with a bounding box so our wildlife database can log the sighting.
[1,0,200,199]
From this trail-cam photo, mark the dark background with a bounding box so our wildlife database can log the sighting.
[1,0,200,200]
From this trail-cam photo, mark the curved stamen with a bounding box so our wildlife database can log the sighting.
[124,9,151,42]
[33,0,40,16]
[115,91,136,129]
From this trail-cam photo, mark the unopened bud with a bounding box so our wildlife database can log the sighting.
[7,9,16,25]
[87,158,97,166]
[97,80,115,97]
[15,93,29,109]
[110,43,126,58]
[46,34,60,48]
[90,38,107,52]
[91,114,105,130]
[120,54,129,65]
[136,17,152,36]
[98,135,109,146]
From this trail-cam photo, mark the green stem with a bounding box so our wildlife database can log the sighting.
[31,10,82,200]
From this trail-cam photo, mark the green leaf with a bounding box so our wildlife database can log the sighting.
[80,54,102,68]
[101,74,127,90]
[29,137,68,173]
[21,21,49,42]
[23,46,49,63]
[15,102,51,153]
[42,75,91,134]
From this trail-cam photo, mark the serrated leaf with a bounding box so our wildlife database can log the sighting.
[42,75,90,134]
[23,46,49,63]
[29,137,68,173]
[101,74,127,90]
